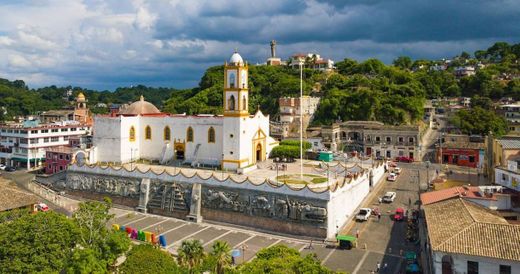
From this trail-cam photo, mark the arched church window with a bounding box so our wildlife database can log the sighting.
[145,126,152,140]
[229,73,235,88]
[208,127,215,143]
[164,126,171,141]
[242,95,247,111]
[129,126,136,142]
[228,95,235,111]
[187,127,194,142]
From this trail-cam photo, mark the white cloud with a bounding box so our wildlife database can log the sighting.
[0,36,14,46]
[134,7,156,30]
[8,54,31,68]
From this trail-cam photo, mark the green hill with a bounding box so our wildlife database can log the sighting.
[1,41,520,129]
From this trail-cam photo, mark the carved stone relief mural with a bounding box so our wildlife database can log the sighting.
[62,173,328,227]
[63,173,140,198]
[201,186,327,226]
[147,181,190,212]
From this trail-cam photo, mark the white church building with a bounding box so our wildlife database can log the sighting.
[92,51,277,171]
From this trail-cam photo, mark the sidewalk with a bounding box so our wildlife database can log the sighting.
[339,171,388,237]
[27,181,80,214]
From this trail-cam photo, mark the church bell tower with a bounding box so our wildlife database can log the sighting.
[222,50,250,170]
[224,50,249,116]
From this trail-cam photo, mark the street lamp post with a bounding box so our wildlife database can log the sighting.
[299,60,303,180]
[425,161,431,191]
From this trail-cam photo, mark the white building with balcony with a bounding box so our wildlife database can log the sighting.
[495,155,520,192]
[0,120,91,169]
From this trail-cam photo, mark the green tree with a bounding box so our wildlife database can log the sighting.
[0,212,79,273]
[393,56,412,70]
[119,244,179,274]
[452,107,508,136]
[73,198,130,269]
[470,95,493,110]
[177,239,205,273]
[239,245,334,274]
[210,240,232,274]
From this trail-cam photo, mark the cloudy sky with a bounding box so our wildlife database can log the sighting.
[0,0,518,90]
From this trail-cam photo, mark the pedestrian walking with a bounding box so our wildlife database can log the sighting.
[356,229,360,238]
[378,197,382,204]
[408,197,412,206]
[377,212,381,222]
[308,240,314,250]
[376,261,380,272]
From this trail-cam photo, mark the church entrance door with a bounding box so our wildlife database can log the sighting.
[174,144,185,160]
[255,143,262,163]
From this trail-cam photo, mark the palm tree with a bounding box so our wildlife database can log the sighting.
[210,240,232,274]
[177,239,205,273]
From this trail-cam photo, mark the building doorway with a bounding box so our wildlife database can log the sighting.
[366,147,372,156]
[441,255,453,274]
[174,144,185,160]
[255,143,263,163]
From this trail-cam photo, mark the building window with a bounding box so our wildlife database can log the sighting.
[70,128,77,131]
[375,136,380,142]
[41,129,48,133]
[409,137,414,143]
[208,127,215,143]
[61,128,68,132]
[51,129,58,133]
[51,137,59,142]
[30,130,38,134]
[129,126,136,142]
[228,95,235,111]
[366,135,371,141]
[500,265,511,274]
[44,137,49,143]
[164,126,171,141]
[145,126,152,140]
[386,136,391,143]
[187,127,194,142]
[66,155,70,161]
[63,136,69,141]
[242,95,247,111]
[467,261,478,274]
[469,156,475,163]
[59,155,63,160]
[30,139,38,144]
[398,137,404,143]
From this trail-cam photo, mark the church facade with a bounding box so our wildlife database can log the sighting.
[92,52,277,171]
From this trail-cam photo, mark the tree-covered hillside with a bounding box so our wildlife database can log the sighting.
[1,41,519,129]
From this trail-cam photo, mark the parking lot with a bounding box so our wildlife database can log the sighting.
[106,164,422,273]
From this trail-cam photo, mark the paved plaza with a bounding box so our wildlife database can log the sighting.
[106,163,423,273]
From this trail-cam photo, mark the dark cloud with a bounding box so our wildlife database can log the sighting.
[0,0,518,90]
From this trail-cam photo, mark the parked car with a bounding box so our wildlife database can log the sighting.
[36,203,49,212]
[383,192,397,203]
[387,173,397,181]
[0,164,6,170]
[396,156,413,163]
[393,167,402,174]
[394,208,405,221]
[5,166,16,172]
[356,208,372,221]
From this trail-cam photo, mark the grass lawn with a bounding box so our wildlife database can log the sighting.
[275,174,328,184]
[434,179,466,190]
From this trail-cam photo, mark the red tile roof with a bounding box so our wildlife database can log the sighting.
[421,186,497,205]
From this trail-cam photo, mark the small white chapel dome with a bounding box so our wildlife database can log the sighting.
[229,51,243,65]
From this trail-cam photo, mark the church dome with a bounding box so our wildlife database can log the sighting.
[229,51,243,65]
[77,92,86,102]
[119,95,160,115]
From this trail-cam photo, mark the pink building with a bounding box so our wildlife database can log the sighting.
[45,146,73,174]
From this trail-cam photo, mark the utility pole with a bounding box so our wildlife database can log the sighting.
[299,60,304,180]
